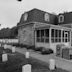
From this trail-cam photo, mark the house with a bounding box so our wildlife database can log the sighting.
[17,8,72,53]
[58,12,72,46]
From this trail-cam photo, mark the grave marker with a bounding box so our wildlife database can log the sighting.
[49,59,55,70]
[25,52,29,58]
[2,54,8,62]
[22,64,31,72]
[4,44,7,49]
[0,44,1,47]
[12,47,15,53]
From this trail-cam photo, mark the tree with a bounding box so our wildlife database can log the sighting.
[0,26,18,39]
[10,26,18,39]
[0,28,11,39]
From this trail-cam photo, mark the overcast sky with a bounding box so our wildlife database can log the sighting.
[0,0,72,29]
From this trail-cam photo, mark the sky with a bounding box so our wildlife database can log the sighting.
[0,0,72,29]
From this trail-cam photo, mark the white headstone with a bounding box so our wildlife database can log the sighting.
[25,52,29,58]
[2,54,8,62]
[49,59,55,70]
[0,44,1,47]
[12,47,15,53]
[4,44,7,49]
[22,64,31,72]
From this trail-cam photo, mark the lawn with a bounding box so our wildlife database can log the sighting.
[0,46,69,72]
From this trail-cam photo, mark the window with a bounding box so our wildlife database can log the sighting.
[51,29,55,42]
[62,31,70,42]
[51,29,61,43]
[41,30,44,42]
[36,29,49,43]
[62,31,64,42]
[59,15,64,23]
[36,30,40,42]
[55,29,58,42]
[45,29,49,42]
[23,12,28,21]
[44,13,50,22]
[36,29,70,43]
[59,30,61,42]
[68,31,70,42]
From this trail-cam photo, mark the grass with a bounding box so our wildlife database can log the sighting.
[0,46,69,72]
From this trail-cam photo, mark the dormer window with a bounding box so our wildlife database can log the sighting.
[44,13,50,22]
[59,15,64,23]
[23,12,28,21]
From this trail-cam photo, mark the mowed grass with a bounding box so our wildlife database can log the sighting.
[0,47,69,72]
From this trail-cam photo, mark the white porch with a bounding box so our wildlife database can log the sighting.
[34,23,72,53]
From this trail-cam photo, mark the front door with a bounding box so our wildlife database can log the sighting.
[64,31,69,46]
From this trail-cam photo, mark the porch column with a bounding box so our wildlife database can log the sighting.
[61,29,63,43]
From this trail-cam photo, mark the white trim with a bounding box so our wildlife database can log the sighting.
[17,22,34,27]
[34,22,72,30]
[60,24,72,28]
[17,21,72,31]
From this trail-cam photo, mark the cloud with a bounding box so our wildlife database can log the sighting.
[0,0,72,28]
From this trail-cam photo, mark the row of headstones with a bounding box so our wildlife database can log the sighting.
[1,44,56,72]
[23,53,56,72]
[1,44,16,62]
[0,39,18,43]
[3,44,15,53]
[22,59,56,72]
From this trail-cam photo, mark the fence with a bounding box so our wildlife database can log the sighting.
[0,39,18,44]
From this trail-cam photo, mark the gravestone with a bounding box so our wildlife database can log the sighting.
[49,59,55,70]
[0,44,1,47]
[2,54,8,62]
[12,47,15,53]
[4,44,7,49]
[25,52,29,58]
[22,64,31,72]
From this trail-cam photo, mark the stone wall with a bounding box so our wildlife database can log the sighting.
[18,24,35,46]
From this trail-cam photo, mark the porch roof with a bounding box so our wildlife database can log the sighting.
[34,22,72,31]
